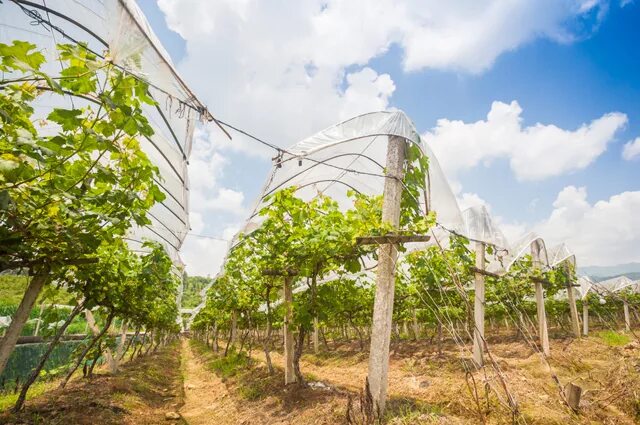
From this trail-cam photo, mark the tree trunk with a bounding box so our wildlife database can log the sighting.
[0,272,49,377]
[350,320,364,351]
[213,322,219,353]
[87,341,102,377]
[113,320,128,372]
[437,321,443,357]
[264,295,274,374]
[223,328,232,356]
[293,326,307,384]
[13,301,85,412]
[61,312,114,389]
[120,327,139,361]
[85,309,116,372]
[130,330,145,361]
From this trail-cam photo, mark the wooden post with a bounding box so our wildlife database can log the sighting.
[532,242,550,356]
[412,309,420,340]
[582,301,589,336]
[283,276,295,384]
[366,135,405,418]
[313,316,319,354]
[623,299,631,332]
[33,304,44,337]
[565,264,581,338]
[566,382,582,412]
[473,241,486,367]
[231,309,238,346]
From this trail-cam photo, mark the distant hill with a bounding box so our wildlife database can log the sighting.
[579,262,640,278]
[590,272,640,282]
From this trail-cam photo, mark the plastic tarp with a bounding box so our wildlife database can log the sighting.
[593,275,640,295]
[240,111,464,240]
[0,1,208,280]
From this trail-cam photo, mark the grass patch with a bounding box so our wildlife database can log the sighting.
[0,380,57,411]
[385,397,443,424]
[208,349,250,380]
[596,330,631,346]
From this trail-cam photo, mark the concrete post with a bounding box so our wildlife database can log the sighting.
[582,301,589,336]
[412,309,420,340]
[366,135,405,418]
[532,242,550,356]
[623,299,631,332]
[473,241,486,367]
[283,276,295,384]
[565,263,581,338]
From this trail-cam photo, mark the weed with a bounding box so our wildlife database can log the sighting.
[596,330,631,346]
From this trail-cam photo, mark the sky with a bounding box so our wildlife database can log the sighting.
[138,0,640,276]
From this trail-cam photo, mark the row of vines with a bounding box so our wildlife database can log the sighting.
[190,145,639,421]
[0,41,182,411]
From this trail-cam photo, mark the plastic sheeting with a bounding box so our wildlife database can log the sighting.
[240,111,463,242]
[0,0,208,274]
[593,276,640,295]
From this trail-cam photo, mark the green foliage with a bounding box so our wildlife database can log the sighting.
[182,276,211,309]
[0,40,181,392]
[0,40,164,274]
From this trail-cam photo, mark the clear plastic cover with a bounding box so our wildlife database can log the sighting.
[0,0,205,270]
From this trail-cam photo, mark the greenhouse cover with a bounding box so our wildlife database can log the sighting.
[0,1,215,288]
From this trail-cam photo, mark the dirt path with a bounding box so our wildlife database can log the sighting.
[179,340,240,424]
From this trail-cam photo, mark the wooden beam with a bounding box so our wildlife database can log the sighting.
[469,266,501,279]
[356,234,430,245]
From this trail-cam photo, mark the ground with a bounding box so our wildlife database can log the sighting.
[0,342,186,425]
[1,332,639,424]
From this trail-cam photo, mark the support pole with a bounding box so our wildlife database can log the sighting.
[532,242,550,356]
[283,276,295,384]
[565,264,581,338]
[231,309,238,347]
[33,304,44,337]
[582,301,589,336]
[623,299,631,332]
[366,135,405,418]
[412,309,419,340]
[473,241,486,367]
[313,316,319,355]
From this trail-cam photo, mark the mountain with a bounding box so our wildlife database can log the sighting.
[578,262,640,278]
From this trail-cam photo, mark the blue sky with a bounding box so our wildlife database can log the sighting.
[139,0,640,274]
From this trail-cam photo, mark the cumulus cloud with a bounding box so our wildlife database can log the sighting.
[534,186,640,266]
[154,0,615,275]
[423,100,627,182]
[157,0,609,149]
[622,137,640,160]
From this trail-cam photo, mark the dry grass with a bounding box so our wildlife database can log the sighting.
[0,342,186,425]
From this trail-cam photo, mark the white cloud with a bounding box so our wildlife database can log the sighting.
[157,0,609,148]
[622,137,640,160]
[180,236,229,277]
[155,0,615,275]
[535,186,640,266]
[423,100,627,182]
